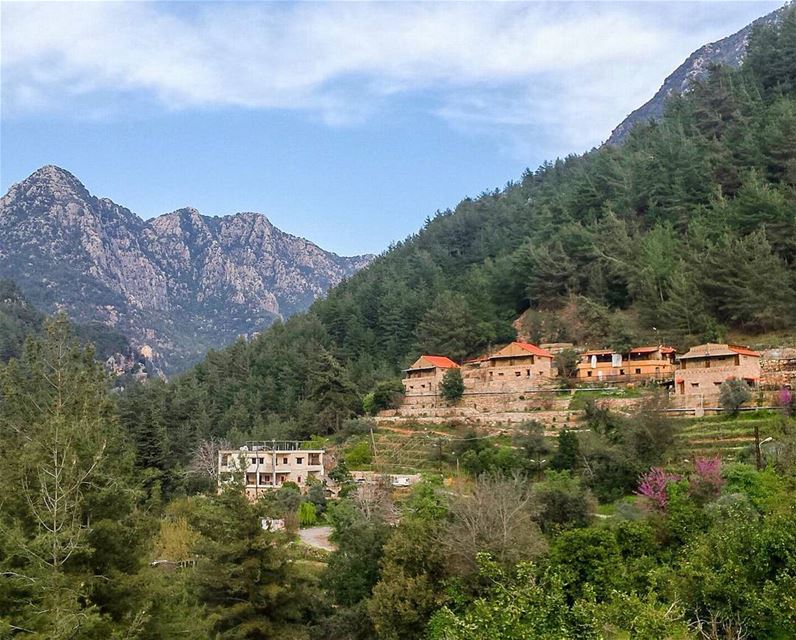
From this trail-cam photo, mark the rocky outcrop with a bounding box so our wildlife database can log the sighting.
[606,3,790,145]
[0,166,372,371]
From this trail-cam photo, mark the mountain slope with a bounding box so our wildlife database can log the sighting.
[606,2,790,145]
[0,166,371,371]
[125,5,796,445]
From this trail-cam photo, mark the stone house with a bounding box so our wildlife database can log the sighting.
[466,341,555,391]
[675,343,761,397]
[218,441,324,500]
[576,346,676,383]
[402,355,459,397]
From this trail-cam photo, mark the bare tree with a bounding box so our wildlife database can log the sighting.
[188,438,231,481]
[439,474,547,576]
[690,610,749,640]
[354,477,397,523]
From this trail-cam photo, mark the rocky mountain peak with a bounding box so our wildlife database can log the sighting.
[0,166,373,372]
[2,164,91,208]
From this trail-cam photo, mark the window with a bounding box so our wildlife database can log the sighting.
[587,371,592,377]
[258,457,264,465]
[259,473,271,484]
[283,457,288,464]
[498,372,504,377]
[309,453,320,465]
[691,382,699,388]
[515,371,521,377]
[705,360,711,368]
[635,368,641,375]
[619,369,625,375]
[714,382,722,386]
[246,473,256,485]
[297,476,302,484]
[221,454,229,466]
[526,369,531,376]
[296,457,304,465]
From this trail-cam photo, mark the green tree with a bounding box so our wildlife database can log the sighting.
[189,484,321,638]
[439,367,464,403]
[0,317,136,638]
[415,292,477,362]
[550,430,580,472]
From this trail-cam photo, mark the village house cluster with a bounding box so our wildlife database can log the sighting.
[403,341,762,401]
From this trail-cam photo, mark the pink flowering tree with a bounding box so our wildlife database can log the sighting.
[689,456,724,503]
[636,467,681,512]
[778,387,795,416]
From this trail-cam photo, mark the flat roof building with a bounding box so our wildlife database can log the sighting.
[218,441,324,500]
[576,345,676,383]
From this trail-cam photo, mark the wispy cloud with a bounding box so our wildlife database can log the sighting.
[0,1,779,152]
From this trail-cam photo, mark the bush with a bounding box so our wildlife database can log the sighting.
[344,440,373,468]
[719,378,752,415]
[366,379,405,415]
[299,501,317,527]
[533,470,593,533]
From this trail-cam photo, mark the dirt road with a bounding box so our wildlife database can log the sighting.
[298,525,336,551]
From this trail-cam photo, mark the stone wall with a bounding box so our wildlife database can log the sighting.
[760,348,796,388]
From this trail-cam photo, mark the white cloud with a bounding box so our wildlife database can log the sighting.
[0,1,781,151]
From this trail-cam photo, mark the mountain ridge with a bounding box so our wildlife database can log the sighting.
[0,165,372,371]
[606,2,791,145]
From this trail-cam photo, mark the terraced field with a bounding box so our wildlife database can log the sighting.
[675,411,788,459]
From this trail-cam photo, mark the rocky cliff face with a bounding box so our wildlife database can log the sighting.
[0,166,372,371]
[606,3,789,145]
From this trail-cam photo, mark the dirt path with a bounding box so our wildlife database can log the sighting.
[298,526,335,552]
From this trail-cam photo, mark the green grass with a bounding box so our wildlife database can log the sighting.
[568,388,642,410]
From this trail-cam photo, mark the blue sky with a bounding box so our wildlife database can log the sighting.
[0,1,783,256]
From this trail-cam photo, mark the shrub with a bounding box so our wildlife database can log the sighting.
[344,440,373,468]
[636,467,681,512]
[719,378,752,415]
[299,501,318,527]
[689,456,724,504]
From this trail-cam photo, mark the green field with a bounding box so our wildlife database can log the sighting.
[675,411,792,459]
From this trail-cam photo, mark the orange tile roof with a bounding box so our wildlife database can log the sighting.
[728,345,761,358]
[513,341,554,358]
[423,355,459,369]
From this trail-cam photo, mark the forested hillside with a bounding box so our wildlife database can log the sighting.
[0,279,131,363]
[116,11,796,460]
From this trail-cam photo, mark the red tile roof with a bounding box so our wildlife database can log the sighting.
[728,345,761,358]
[514,342,554,358]
[423,355,459,369]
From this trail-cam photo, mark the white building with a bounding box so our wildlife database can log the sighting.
[218,441,325,500]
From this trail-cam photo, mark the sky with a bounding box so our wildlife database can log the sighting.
[0,1,784,256]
